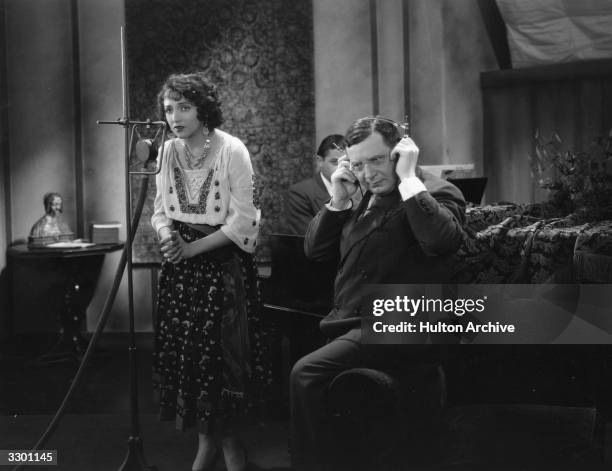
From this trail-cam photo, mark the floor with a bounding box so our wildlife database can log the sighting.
[1,333,611,470]
[0,333,290,470]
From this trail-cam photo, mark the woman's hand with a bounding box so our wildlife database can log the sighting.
[391,136,419,180]
[160,230,194,263]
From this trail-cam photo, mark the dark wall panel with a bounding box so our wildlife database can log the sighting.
[482,60,612,204]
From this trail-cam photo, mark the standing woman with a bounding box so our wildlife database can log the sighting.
[151,72,269,471]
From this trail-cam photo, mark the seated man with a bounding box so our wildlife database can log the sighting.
[290,117,466,471]
[285,134,347,235]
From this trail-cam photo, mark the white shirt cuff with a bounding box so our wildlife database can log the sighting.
[156,224,173,239]
[398,177,427,200]
[325,200,353,211]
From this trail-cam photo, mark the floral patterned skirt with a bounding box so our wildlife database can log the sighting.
[152,222,270,433]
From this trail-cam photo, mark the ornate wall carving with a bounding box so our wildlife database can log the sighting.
[126,0,314,263]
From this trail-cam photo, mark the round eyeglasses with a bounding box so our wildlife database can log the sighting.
[348,154,390,173]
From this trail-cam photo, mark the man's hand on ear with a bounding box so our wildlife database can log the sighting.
[392,137,419,180]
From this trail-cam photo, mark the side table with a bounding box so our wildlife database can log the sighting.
[7,242,123,365]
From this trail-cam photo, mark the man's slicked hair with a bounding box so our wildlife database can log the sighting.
[345,116,401,149]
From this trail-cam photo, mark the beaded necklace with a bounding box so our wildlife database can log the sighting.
[184,132,213,168]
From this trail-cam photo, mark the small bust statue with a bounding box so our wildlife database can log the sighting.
[28,192,74,246]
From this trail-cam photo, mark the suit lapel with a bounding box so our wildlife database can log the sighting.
[314,172,328,193]
[338,190,401,267]
[336,170,434,269]
[313,173,332,207]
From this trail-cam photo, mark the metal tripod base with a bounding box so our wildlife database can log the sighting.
[117,436,157,471]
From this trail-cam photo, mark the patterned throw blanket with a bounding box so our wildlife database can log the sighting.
[453,204,612,284]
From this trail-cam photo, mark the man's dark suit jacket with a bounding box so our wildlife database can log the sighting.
[286,173,330,235]
[305,168,466,339]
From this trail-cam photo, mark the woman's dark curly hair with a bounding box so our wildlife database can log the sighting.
[345,116,401,149]
[157,72,224,132]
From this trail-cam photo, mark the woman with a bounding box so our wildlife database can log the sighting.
[151,72,269,471]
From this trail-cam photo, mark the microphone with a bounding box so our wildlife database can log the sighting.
[134,139,158,163]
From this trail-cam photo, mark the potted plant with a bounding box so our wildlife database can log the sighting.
[529,130,612,221]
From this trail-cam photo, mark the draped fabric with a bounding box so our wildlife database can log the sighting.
[496,0,612,68]
[453,204,612,284]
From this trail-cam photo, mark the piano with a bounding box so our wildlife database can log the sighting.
[261,233,336,317]
[260,234,338,404]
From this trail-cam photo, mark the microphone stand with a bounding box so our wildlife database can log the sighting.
[97,26,165,471]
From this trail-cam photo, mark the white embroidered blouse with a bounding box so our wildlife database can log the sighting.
[151,129,260,253]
